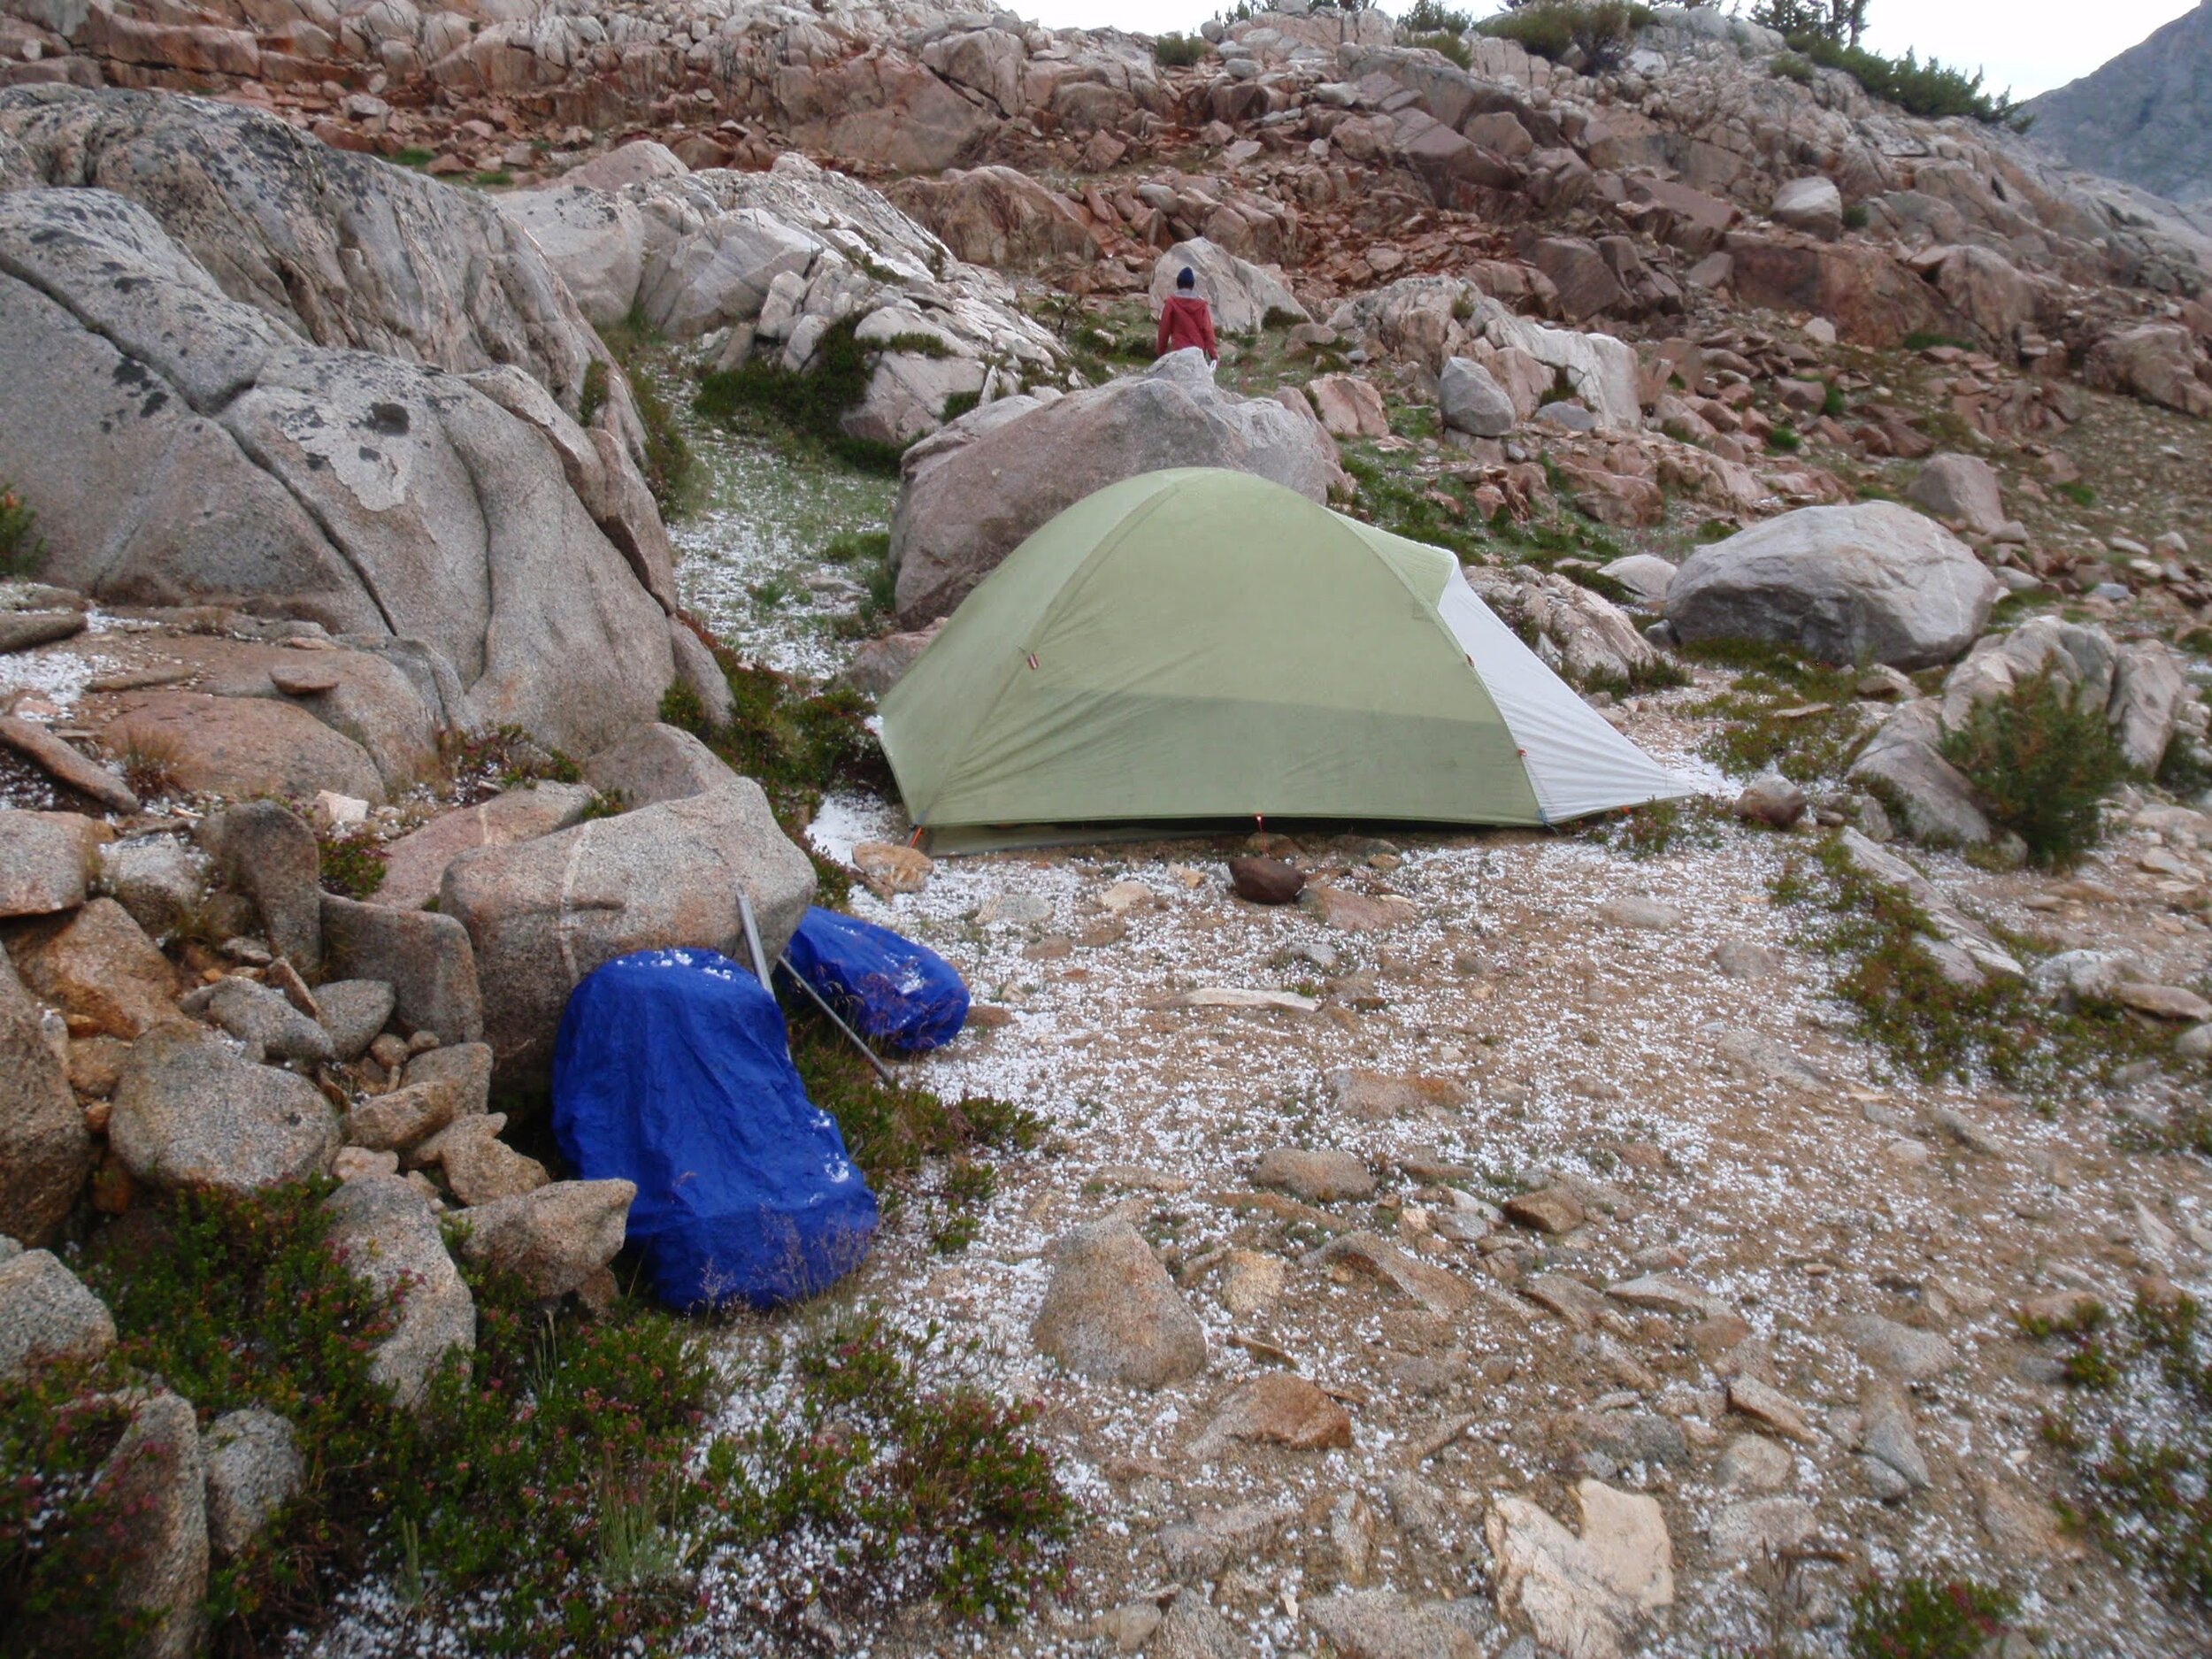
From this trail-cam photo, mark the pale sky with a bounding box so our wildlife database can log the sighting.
[1020,0,2202,100]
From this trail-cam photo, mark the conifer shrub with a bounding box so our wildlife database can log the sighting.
[1938,669,2126,868]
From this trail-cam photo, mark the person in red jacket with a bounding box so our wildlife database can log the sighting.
[1156,266,1219,364]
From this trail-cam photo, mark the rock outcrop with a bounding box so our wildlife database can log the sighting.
[2024,1,2212,208]
[0,87,688,759]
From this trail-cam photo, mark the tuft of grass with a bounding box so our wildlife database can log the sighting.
[111,733,184,802]
[316,824,388,899]
[1938,669,2126,868]
[1772,834,2170,1087]
[2038,1286,2212,1609]
[594,307,694,520]
[440,725,584,805]
[0,483,44,577]
[1597,796,1723,859]
[1681,642,1869,784]
[393,147,436,168]
[1766,422,1803,453]
[695,316,907,476]
[1844,1574,2016,1659]
[2055,480,2097,507]
[1902,331,1975,353]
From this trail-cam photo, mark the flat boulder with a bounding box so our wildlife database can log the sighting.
[889,350,1341,626]
[1770,175,1843,239]
[1907,453,2006,535]
[440,780,814,1082]
[101,690,386,806]
[323,1174,475,1407]
[1667,502,1999,669]
[0,809,100,918]
[1252,1147,1373,1202]
[1032,1218,1208,1388]
[110,1035,341,1194]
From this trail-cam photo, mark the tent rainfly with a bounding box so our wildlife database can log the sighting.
[879,468,1688,850]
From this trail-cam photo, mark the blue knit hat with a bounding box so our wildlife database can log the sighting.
[1177,267,1196,289]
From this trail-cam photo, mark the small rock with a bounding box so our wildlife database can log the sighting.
[110,1036,340,1194]
[1859,1376,1929,1493]
[343,1083,459,1154]
[1152,1592,1242,1659]
[1838,1312,1960,1383]
[1190,1371,1353,1456]
[1252,1147,1373,1202]
[1486,1479,1674,1659]
[415,1113,549,1205]
[1708,1495,1816,1563]
[315,979,396,1061]
[323,1175,475,1409]
[1218,1248,1286,1316]
[0,1247,116,1382]
[10,897,183,1038]
[1711,941,1785,979]
[449,1179,636,1301]
[1032,1219,1208,1388]
[98,835,205,939]
[0,809,104,918]
[1310,1232,1472,1315]
[1732,773,1806,829]
[1160,1502,1293,1581]
[1717,1433,1793,1491]
[1305,1589,1488,1659]
[201,1408,303,1556]
[2116,983,2212,1022]
[1302,885,1416,931]
[1328,1068,1461,1120]
[403,1041,494,1118]
[976,892,1052,926]
[1726,1376,1816,1442]
[1229,856,1304,904]
[1594,896,1683,931]
[203,978,335,1064]
[1974,1473,2082,1559]
[1506,1186,1586,1235]
[97,1389,209,1659]
[1096,1601,1162,1654]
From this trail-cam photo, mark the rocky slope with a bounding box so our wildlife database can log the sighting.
[2025,0,2212,209]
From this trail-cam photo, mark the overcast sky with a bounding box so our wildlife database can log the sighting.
[1018,0,2201,100]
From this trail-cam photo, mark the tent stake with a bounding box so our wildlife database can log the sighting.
[739,892,900,1087]
[780,951,901,1087]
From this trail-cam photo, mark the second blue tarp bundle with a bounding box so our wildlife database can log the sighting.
[779,905,969,1052]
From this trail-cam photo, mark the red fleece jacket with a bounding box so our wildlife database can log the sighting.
[1156,295,1219,362]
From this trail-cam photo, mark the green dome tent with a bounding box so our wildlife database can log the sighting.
[879,468,1686,850]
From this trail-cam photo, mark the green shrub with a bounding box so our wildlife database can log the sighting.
[1845,1574,2016,1659]
[577,358,609,426]
[393,147,436,168]
[711,1313,1077,1622]
[2055,480,2097,507]
[1153,30,1209,65]
[695,315,907,475]
[1766,422,1802,452]
[1938,669,2126,867]
[0,484,43,577]
[1482,1,1650,72]
[941,388,982,425]
[1770,50,1815,82]
[441,725,584,803]
[1842,200,1870,230]
[1786,31,2025,126]
[2039,1286,2212,1607]
[1406,28,1473,65]
[1402,0,1473,31]
[316,824,388,899]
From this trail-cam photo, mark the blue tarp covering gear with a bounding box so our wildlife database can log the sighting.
[551,948,877,1312]
[780,905,970,1053]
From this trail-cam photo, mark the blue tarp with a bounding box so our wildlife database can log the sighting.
[550,948,877,1312]
[780,905,969,1053]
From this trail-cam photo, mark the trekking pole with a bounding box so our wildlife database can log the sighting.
[739,892,899,1087]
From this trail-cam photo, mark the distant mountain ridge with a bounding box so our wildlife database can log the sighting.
[2024,0,2212,206]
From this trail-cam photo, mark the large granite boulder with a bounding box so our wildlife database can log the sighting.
[0,97,679,760]
[0,949,91,1247]
[439,780,815,1082]
[0,1247,116,1382]
[884,165,1099,269]
[889,350,1343,626]
[1667,503,2000,669]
